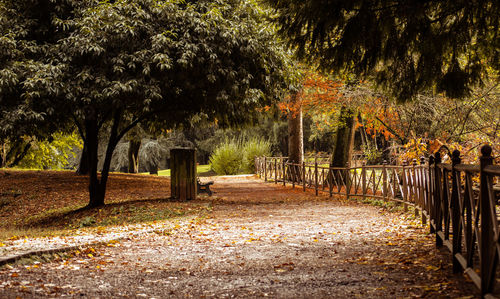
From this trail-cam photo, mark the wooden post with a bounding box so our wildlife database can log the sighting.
[451,150,462,273]
[434,152,443,247]
[329,167,333,197]
[264,157,267,182]
[170,148,196,201]
[402,160,408,211]
[345,162,350,200]
[412,159,418,215]
[480,145,495,295]
[282,158,286,186]
[303,161,306,192]
[274,158,278,184]
[314,157,318,196]
[382,160,387,201]
[362,162,366,201]
[420,157,427,225]
[428,155,435,234]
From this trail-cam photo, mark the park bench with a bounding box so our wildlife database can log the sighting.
[197,178,214,196]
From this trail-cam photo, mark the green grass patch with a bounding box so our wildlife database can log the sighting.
[156,164,213,177]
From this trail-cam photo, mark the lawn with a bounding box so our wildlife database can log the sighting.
[0,170,212,240]
[156,164,214,177]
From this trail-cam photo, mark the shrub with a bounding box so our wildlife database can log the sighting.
[242,138,271,173]
[209,139,243,175]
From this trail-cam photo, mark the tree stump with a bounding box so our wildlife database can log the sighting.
[170,148,196,201]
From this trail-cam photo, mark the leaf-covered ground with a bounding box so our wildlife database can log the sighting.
[0,172,481,298]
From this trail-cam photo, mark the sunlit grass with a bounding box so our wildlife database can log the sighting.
[156,164,212,177]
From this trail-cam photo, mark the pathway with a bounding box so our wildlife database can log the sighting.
[0,176,478,298]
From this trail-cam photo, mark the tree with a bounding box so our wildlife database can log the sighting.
[264,0,499,100]
[287,91,303,164]
[3,0,292,207]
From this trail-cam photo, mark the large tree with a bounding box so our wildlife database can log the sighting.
[264,0,499,100]
[2,0,292,207]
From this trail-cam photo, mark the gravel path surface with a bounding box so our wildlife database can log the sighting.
[0,176,479,298]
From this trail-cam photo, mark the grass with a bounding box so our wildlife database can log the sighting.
[0,201,213,240]
[0,170,214,241]
[156,164,213,177]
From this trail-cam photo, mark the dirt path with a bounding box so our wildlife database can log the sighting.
[0,176,478,298]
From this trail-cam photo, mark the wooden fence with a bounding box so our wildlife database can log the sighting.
[255,145,500,297]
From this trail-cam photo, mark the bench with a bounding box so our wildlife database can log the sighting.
[197,178,214,196]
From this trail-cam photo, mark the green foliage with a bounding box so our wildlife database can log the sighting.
[78,216,96,228]
[265,0,499,100]
[1,0,293,205]
[209,139,243,175]
[209,137,271,175]
[17,132,83,170]
[242,138,271,173]
[361,144,382,165]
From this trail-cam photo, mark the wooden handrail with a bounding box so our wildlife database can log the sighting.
[255,145,499,297]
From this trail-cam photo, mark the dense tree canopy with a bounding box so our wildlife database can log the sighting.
[0,0,293,206]
[264,0,499,100]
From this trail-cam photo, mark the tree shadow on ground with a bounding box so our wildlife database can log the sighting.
[22,197,212,231]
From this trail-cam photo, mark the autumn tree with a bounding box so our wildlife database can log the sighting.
[1,0,292,207]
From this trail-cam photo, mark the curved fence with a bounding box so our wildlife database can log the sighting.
[255,145,500,297]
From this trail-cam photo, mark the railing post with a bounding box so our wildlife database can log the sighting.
[451,150,462,273]
[264,157,267,182]
[292,163,295,189]
[302,161,306,192]
[274,158,278,184]
[383,160,387,201]
[428,155,435,234]
[345,162,350,201]
[402,160,408,209]
[412,159,418,216]
[480,145,495,295]
[362,162,366,201]
[314,157,318,196]
[420,157,427,225]
[434,152,443,247]
[282,158,286,187]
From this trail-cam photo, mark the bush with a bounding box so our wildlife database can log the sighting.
[209,140,243,175]
[242,138,271,173]
[209,138,271,175]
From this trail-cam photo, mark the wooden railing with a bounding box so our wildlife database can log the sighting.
[255,145,500,298]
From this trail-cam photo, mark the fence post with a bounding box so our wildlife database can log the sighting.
[420,157,427,225]
[264,157,267,182]
[428,155,435,234]
[274,158,278,184]
[451,150,462,273]
[282,158,286,187]
[402,160,408,209]
[362,162,366,201]
[292,163,295,189]
[412,159,418,215]
[480,145,495,295]
[383,160,387,201]
[434,152,443,247]
[345,162,350,201]
[303,161,306,192]
[315,157,319,196]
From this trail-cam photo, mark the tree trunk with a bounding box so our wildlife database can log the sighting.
[86,112,103,208]
[76,142,89,175]
[128,140,141,173]
[329,106,356,190]
[330,106,356,168]
[86,110,122,208]
[287,93,303,164]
